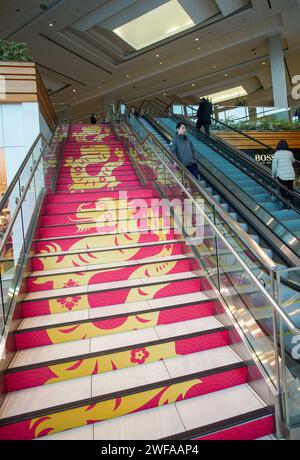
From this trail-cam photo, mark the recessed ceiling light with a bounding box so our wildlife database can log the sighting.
[262,62,266,65]
[49,23,54,27]
[198,47,201,50]
[205,86,247,104]
[163,93,166,96]
[126,74,130,78]
[225,74,228,77]
[192,83,195,87]
[195,38,199,41]
[73,89,77,92]
[113,1,195,50]
[156,54,160,58]
[213,65,217,69]
[159,62,163,65]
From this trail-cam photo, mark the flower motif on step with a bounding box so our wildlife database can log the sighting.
[130,347,150,365]
[57,294,81,311]
[63,279,79,289]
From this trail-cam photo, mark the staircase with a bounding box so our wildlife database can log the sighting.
[0,124,275,440]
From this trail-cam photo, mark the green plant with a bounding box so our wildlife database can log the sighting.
[216,118,300,132]
[235,96,248,107]
[0,39,30,62]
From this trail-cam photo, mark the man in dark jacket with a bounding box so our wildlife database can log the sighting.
[90,113,97,124]
[170,122,199,179]
[196,98,212,135]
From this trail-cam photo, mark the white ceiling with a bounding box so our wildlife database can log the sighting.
[0,0,300,120]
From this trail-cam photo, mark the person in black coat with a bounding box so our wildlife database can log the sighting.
[90,113,97,125]
[196,98,212,135]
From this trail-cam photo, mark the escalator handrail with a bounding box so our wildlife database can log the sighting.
[150,99,300,196]
[147,99,300,211]
[114,101,300,337]
[143,111,300,270]
[171,110,300,208]
[174,102,274,152]
[157,100,300,202]
[144,110,300,262]
[117,100,277,272]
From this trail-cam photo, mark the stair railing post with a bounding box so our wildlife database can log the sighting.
[270,266,289,439]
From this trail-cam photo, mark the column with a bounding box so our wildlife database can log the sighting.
[268,34,288,109]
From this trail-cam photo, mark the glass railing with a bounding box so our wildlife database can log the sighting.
[276,267,300,432]
[109,100,300,438]
[0,105,71,337]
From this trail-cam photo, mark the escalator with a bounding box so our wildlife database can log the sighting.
[140,102,300,266]
[132,106,300,379]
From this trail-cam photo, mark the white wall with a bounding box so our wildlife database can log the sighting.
[0,102,53,187]
[39,110,53,142]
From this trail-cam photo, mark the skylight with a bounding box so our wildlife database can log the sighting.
[113,0,195,50]
[205,86,248,104]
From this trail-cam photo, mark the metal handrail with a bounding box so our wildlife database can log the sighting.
[116,102,300,337]
[0,141,47,257]
[0,105,71,257]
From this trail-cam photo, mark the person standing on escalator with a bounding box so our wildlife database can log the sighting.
[196,98,212,136]
[170,122,199,179]
[272,139,296,200]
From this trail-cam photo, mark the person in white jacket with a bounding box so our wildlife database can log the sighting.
[272,140,295,200]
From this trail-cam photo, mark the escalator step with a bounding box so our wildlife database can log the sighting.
[221,203,229,212]
[271,210,300,221]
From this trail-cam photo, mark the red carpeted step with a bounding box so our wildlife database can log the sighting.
[0,363,248,440]
[20,276,209,318]
[56,173,139,185]
[26,257,191,293]
[56,180,142,192]
[7,326,227,392]
[15,299,216,350]
[32,240,183,271]
[33,229,177,257]
[38,212,173,238]
[196,414,275,440]
[44,197,163,217]
[46,188,159,203]
[41,205,167,225]
[59,162,135,171]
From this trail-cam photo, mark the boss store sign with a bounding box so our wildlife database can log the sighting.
[244,149,300,167]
